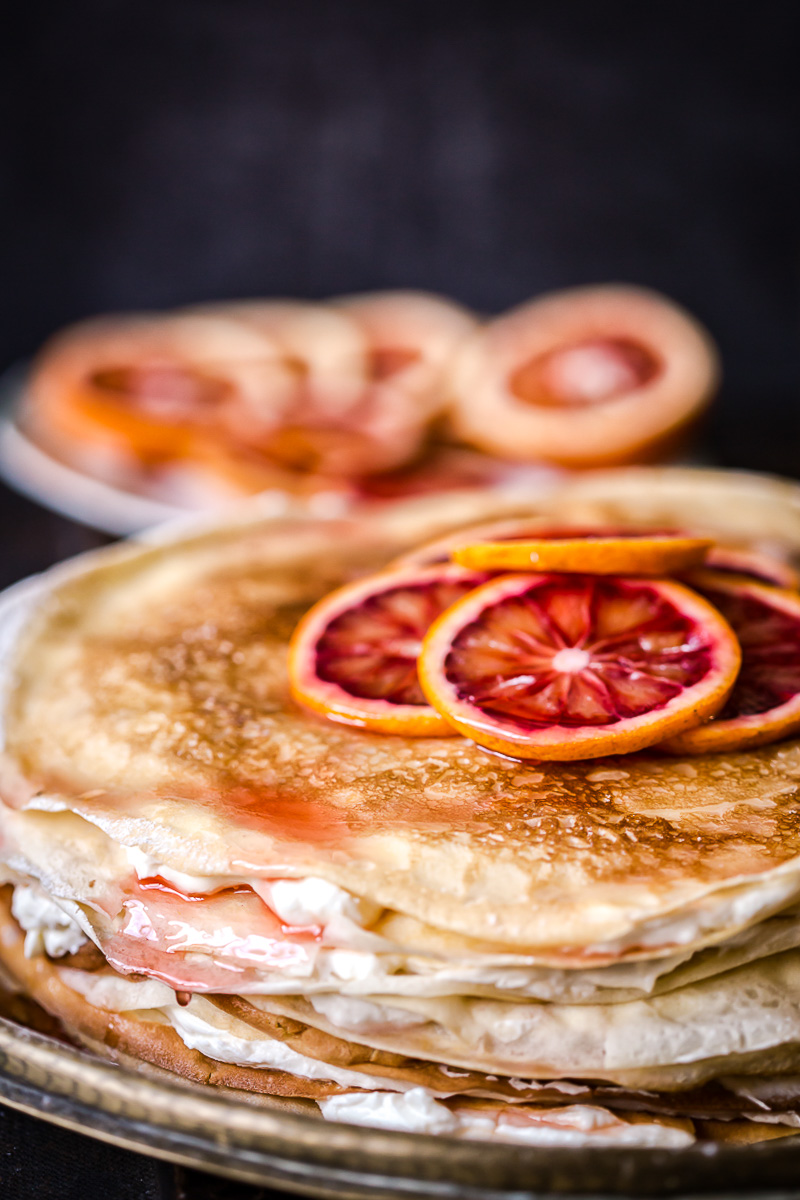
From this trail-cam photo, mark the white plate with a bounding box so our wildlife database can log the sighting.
[0,364,198,534]
[0,364,564,537]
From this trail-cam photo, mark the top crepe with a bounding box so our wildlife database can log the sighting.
[4,470,800,961]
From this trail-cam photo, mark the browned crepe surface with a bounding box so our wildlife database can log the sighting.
[6,475,800,956]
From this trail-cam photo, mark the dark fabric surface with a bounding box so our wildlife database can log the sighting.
[0,1103,176,1200]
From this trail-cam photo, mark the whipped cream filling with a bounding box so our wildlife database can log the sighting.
[8,845,800,1007]
[53,966,413,1092]
[10,884,87,959]
[112,834,800,965]
[48,960,800,1134]
[258,876,382,945]
[31,807,800,976]
[318,1090,695,1147]
[123,846,382,951]
[309,992,428,1034]
[49,962,704,1140]
[588,870,800,957]
[166,1000,413,1092]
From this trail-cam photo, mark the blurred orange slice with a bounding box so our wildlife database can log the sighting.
[447,285,719,468]
[451,531,713,575]
[702,546,800,590]
[25,311,279,466]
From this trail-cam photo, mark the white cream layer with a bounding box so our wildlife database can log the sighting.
[8,835,800,1008]
[318,1090,695,1147]
[52,963,697,1145]
[11,884,87,958]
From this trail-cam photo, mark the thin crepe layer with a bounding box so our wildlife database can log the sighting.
[6,803,800,1004]
[2,892,798,1142]
[0,916,794,1143]
[246,955,800,1090]
[5,472,800,958]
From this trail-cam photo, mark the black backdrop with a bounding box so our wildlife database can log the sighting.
[2,2,797,468]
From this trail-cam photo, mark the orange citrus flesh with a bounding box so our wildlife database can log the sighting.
[419,573,740,761]
[664,571,800,755]
[41,368,226,461]
[389,518,561,568]
[288,564,486,735]
[451,532,713,576]
[509,338,660,408]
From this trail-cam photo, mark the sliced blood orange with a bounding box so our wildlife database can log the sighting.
[418,573,740,760]
[399,520,795,587]
[664,571,800,754]
[393,520,703,572]
[334,290,477,399]
[702,547,800,590]
[26,312,281,466]
[451,531,713,576]
[446,285,719,468]
[204,299,441,477]
[391,518,558,568]
[288,564,486,735]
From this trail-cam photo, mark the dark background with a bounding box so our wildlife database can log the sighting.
[1,1,798,472]
[0,4,798,1197]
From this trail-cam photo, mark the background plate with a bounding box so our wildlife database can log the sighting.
[0,365,194,535]
[0,364,566,539]
[3,1014,800,1198]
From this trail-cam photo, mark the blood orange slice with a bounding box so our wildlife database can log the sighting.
[26,311,280,466]
[446,285,719,468]
[288,564,486,735]
[664,571,800,754]
[398,520,796,587]
[419,573,740,760]
[334,290,477,399]
[211,299,446,478]
[702,547,800,590]
[391,518,558,568]
[451,531,713,576]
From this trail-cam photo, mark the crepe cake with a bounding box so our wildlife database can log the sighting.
[3,469,800,1147]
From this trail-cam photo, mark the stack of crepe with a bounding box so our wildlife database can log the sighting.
[3,468,800,1150]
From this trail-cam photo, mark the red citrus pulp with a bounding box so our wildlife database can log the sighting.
[665,571,800,754]
[419,573,740,760]
[288,564,486,734]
